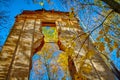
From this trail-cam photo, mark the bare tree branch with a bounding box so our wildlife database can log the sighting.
[101,0,120,13]
[75,10,113,59]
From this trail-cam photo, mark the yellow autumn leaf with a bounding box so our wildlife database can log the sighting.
[71,7,74,11]
[83,45,88,51]
[93,42,100,46]
[69,12,74,19]
[113,42,118,49]
[71,41,76,47]
[86,50,95,59]
[100,54,108,62]
[104,37,111,43]
[96,36,102,41]
[99,30,103,34]
[109,47,113,52]
[62,76,66,80]
[74,74,81,80]
[81,63,92,74]
[80,34,88,40]
[69,48,74,56]
[79,56,86,67]
[104,27,109,32]
[74,73,87,80]
[57,52,68,70]
[51,64,58,73]
[80,56,86,62]
[98,42,105,52]
[99,46,105,52]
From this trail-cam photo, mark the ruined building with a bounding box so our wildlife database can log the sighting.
[0,10,116,80]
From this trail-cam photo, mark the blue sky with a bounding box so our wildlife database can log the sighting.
[0,0,120,74]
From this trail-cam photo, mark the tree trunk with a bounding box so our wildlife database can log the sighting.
[68,56,77,80]
[101,0,120,13]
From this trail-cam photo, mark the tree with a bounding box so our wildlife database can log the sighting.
[100,0,120,13]
[56,0,120,79]
[1,0,120,79]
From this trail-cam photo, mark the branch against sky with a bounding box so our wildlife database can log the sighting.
[100,0,120,13]
[60,0,120,13]
[0,0,120,76]
[75,10,113,59]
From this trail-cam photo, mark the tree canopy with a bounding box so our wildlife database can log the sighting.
[0,0,120,79]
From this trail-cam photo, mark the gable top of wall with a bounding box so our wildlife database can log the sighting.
[22,9,69,14]
[15,9,80,25]
[16,9,69,18]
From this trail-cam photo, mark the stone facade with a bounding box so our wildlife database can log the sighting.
[0,10,115,80]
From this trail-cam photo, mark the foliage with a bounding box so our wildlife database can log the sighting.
[94,11,119,55]
[0,0,119,79]
[42,27,58,42]
[35,43,63,80]
[56,0,120,78]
